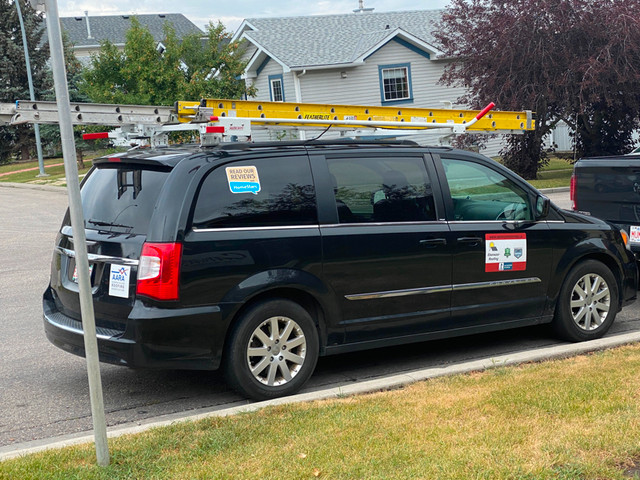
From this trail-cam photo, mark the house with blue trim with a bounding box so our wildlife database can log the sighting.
[233,9,467,126]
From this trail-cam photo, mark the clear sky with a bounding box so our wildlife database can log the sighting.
[56,1,452,34]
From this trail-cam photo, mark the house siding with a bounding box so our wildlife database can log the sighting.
[245,40,508,152]
[296,41,467,108]
[249,60,296,103]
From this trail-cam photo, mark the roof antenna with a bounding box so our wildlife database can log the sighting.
[353,0,374,13]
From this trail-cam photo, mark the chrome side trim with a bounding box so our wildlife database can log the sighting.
[345,277,541,301]
[321,221,448,229]
[55,246,139,266]
[192,225,319,233]
[447,220,545,225]
[345,285,452,301]
[452,277,541,291]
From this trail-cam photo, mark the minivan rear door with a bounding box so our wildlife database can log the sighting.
[50,158,174,332]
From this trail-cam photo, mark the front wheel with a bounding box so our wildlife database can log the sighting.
[552,260,619,342]
[224,299,319,400]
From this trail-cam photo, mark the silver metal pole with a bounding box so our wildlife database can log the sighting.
[42,0,109,466]
[15,0,47,177]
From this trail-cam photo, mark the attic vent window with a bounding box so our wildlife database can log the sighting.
[122,15,129,19]
[75,17,82,21]
[159,14,165,18]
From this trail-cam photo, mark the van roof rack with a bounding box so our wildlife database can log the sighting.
[1,98,534,149]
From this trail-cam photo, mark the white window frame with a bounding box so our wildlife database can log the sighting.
[269,74,285,102]
[379,64,412,104]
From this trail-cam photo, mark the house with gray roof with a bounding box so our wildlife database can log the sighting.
[61,13,203,61]
[234,10,466,111]
[231,9,484,146]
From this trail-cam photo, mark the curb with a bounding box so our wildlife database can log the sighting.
[0,182,67,194]
[539,186,570,193]
[2,330,639,461]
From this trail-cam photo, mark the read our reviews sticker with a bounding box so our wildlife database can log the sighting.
[485,233,527,272]
[226,166,261,195]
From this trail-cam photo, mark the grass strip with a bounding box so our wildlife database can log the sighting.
[0,164,91,184]
[2,344,640,479]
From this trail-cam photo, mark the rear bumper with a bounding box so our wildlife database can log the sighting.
[43,288,226,370]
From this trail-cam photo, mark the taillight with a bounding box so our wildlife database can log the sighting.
[136,242,183,301]
[570,173,577,210]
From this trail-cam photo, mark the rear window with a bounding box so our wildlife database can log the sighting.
[79,165,170,235]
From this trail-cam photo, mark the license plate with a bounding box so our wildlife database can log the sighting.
[630,225,640,244]
[72,264,94,283]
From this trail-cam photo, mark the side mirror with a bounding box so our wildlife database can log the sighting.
[535,195,550,219]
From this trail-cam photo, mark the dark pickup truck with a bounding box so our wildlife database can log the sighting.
[571,155,640,260]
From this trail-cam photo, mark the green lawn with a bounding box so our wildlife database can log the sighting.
[2,344,640,479]
[0,163,91,185]
[0,158,64,174]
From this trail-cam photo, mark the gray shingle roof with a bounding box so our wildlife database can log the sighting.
[241,10,443,68]
[60,13,203,48]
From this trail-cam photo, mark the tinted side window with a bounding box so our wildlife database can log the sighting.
[327,156,436,223]
[441,158,533,221]
[192,157,317,229]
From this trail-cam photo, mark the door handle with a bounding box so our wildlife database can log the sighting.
[457,236,483,246]
[420,238,447,247]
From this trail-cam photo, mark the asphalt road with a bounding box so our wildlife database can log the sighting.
[0,184,637,448]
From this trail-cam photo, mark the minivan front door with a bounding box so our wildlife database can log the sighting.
[437,155,553,329]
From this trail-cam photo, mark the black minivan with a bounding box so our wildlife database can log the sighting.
[44,140,638,400]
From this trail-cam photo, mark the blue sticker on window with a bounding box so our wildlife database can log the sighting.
[226,166,261,195]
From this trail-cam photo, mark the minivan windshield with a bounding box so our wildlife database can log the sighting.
[80,165,170,235]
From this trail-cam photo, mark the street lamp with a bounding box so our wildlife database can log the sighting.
[29,0,109,466]
[14,0,48,177]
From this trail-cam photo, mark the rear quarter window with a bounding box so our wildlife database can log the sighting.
[192,156,317,229]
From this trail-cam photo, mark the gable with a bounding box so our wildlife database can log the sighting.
[236,10,443,71]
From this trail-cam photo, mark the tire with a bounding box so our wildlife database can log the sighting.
[223,299,319,400]
[552,260,619,342]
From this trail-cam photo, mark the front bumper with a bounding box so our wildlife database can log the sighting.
[43,288,227,370]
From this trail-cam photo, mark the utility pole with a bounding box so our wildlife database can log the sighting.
[35,0,110,466]
[14,0,47,177]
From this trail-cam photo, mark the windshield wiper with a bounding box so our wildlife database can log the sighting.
[88,219,133,230]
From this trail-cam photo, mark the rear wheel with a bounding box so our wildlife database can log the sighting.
[552,260,618,342]
[224,299,319,400]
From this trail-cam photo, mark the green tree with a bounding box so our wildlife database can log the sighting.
[81,18,254,106]
[435,0,640,179]
[0,0,51,163]
[38,31,88,159]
